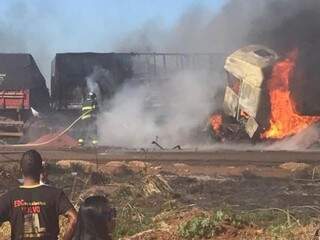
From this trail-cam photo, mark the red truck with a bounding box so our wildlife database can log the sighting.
[0,90,30,137]
[0,54,49,141]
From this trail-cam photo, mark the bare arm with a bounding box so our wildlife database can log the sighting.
[0,193,9,229]
[62,208,77,240]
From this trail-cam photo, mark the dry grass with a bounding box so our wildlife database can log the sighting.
[1,162,319,240]
[1,217,318,240]
[0,222,10,240]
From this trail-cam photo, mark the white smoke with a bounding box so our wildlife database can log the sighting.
[98,69,223,148]
[86,67,102,103]
[86,66,117,104]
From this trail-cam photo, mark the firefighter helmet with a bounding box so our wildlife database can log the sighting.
[88,92,97,100]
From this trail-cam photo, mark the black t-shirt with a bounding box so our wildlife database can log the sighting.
[0,184,74,240]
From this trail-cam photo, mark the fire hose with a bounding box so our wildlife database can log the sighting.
[9,110,92,147]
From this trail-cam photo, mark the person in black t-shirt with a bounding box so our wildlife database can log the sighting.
[0,150,77,240]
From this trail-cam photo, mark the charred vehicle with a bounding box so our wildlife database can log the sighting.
[225,45,279,138]
[51,53,133,111]
[210,45,320,141]
[51,52,224,109]
[210,45,279,140]
[50,52,225,143]
[51,52,224,115]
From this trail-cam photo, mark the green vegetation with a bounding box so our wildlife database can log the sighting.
[178,210,246,239]
[178,208,316,240]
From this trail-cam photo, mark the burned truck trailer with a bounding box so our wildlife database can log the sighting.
[51,52,224,111]
[51,53,133,111]
[50,52,225,143]
[0,54,49,138]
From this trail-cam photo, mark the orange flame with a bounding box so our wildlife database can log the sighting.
[263,49,320,139]
[210,114,222,133]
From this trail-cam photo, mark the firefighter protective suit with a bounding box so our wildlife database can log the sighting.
[78,92,98,146]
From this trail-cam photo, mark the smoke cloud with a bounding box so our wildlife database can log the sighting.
[247,0,320,115]
[86,66,117,104]
[98,70,221,147]
[115,2,268,54]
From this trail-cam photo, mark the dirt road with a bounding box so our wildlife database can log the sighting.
[0,147,319,166]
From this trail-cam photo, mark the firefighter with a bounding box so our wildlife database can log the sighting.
[78,92,98,146]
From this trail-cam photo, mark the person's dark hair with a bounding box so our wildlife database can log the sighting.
[74,195,115,240]
[20,150,43,181]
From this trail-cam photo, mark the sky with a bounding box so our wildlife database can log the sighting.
[1,0,226,52]
[0,0,227,79]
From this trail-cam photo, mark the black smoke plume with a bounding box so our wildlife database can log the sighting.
[248,0,320,115]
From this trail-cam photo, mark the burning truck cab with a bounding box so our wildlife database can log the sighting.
[211,44,320,141]
[211,45,279,140]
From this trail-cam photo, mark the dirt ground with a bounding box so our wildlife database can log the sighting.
[0,153,320,239]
